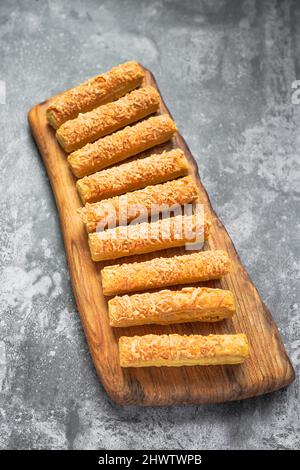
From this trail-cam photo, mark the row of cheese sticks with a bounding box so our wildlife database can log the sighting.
[46,61,249,367]
[49,73,176,178]
[47,61,146,129]
[49,73,209,263]
[105,251,250,367]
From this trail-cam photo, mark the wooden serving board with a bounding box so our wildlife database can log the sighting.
[28,67,295,405]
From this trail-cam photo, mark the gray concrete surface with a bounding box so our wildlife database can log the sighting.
[0,0,299,450]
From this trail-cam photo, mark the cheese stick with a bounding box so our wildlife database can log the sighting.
[76,149,189,204]
[46,61,144,129]
[56,86,160,152]
[68,115,177,178]
[101,250,230,296]
[89,213,210,262]
[109,287,235,327]
[79,176,199,232]
[119,333,249,367]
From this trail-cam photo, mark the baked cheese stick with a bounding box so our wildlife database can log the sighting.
[89,213,210,262]
[119,333,249,367]
[56,86,160,152]
[79,176,199,232]
[109,287,235,327]
[46,61,145,129]
[68,115,177,178]
[76,149,189,204]
[101,250,230,296]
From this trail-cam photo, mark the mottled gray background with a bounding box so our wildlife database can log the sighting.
[0,0,299,450]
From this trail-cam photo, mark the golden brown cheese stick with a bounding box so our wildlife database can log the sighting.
[56,86,160,152]
[46,61,145,129]
[119,333,249,367]
[76,149,189,204]
[101,250,230,296]
[109,287,235,327]
[89,213,210,262]
[68,115,177,178]
[79,176,199,233]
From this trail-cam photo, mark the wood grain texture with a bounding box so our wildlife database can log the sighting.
[28,67,295,406]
